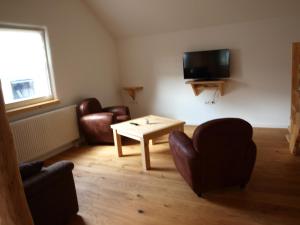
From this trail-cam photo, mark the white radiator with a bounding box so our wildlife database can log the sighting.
[10,105,80,162]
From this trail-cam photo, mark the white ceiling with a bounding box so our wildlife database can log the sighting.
[84,0,300,39]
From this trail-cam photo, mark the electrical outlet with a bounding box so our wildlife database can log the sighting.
[206,100,218,104]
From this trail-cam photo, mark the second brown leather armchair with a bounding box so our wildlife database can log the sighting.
[77,98,131,144]
[169,118,256,196]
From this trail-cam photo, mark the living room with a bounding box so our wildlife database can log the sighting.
[1,1,300,225]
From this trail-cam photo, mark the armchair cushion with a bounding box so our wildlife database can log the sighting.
[19,160,44,181]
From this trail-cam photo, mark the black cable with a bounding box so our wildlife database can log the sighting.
[212,88,218,104]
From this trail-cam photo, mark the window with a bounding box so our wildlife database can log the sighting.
[0,24,57,111]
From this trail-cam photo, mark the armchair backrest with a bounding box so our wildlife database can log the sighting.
[192,118,254,190]
[192,118,253,152]
[77,98,102,118]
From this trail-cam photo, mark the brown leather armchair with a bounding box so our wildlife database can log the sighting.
[20,161,78,225]
[169,118,256,196]
[77,98,131,144]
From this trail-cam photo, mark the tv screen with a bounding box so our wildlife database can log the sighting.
[183,49,230,80]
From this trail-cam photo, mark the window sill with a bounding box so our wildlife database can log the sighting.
[6,99,60,117]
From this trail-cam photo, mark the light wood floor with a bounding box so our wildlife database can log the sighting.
[47,126,300,225]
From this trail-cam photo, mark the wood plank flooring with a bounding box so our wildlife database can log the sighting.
[46,126,300,225]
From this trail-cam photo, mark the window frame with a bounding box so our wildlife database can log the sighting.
[0,22,58,112]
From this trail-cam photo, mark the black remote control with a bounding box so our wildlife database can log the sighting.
[130,122,139,126]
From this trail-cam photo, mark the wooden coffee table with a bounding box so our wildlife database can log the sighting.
[111,115,185,170]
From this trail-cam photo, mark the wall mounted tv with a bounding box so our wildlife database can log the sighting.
[183,49,230,80]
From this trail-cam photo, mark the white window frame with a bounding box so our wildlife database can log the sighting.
[0,22,57,111]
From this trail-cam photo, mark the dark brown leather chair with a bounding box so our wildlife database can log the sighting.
[77,98,131,144]
[169,118,256,196]
[20,161,78,225]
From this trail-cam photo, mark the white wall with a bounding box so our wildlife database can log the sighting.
[118,17,300,128]
[0,0,121,120]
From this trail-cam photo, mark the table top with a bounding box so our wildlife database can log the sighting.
[111,115,185,138]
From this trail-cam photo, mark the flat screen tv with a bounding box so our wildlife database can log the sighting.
[183,49,230,80]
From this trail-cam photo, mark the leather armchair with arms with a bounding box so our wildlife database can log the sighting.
[77,98,131,144]
[20,161,79,225]
[169,118,256,196]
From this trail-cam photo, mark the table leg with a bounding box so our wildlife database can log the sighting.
[113,129,123,157]
[141,138,150,170]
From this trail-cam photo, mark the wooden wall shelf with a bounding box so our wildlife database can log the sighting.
[123,86,143,100]
[185,80,226,96]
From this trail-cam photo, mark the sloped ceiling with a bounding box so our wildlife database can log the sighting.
[84,0,300,39]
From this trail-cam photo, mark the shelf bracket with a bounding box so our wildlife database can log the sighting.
[123,86,143,100]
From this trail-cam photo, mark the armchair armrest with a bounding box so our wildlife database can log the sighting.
[102,105,130,117]
[169,131,201,191]
[169,131,198,159]
[80,112,114,122]
[80,112,115,126]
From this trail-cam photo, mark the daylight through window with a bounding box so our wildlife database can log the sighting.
[0,25,56,110]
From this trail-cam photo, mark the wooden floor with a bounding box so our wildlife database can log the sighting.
[47,126,300,225]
